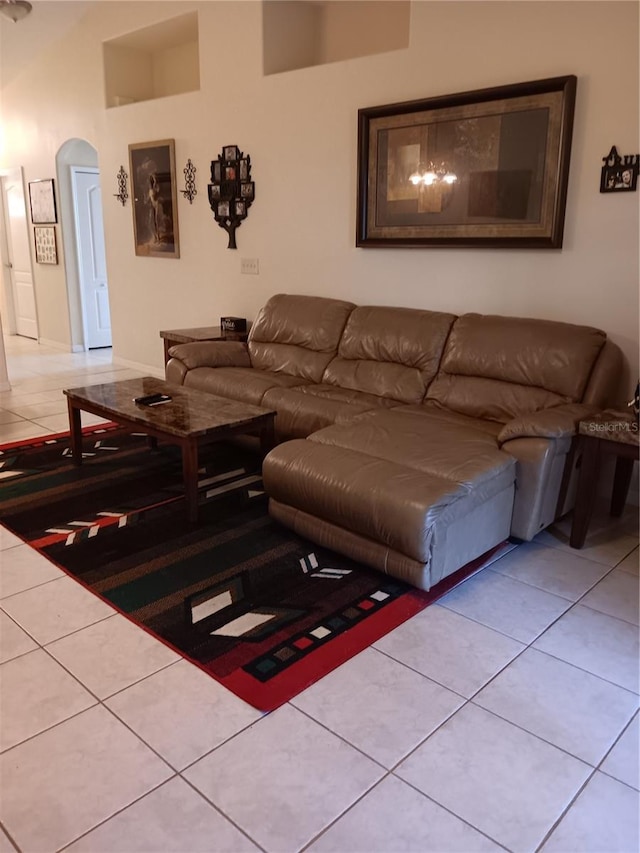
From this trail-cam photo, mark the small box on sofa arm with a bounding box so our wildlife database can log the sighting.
[166,293,622,590]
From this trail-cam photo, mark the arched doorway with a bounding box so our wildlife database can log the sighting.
[56,139,112,351]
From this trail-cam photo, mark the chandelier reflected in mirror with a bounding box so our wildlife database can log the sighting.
[409,160,457,213]
[409,161,458,187]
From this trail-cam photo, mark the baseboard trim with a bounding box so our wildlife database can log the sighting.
[37,337,70,352]
[112,355,164,379]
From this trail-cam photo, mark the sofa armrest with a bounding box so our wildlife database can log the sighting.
[497,403,600,445]
[167,341,251,370]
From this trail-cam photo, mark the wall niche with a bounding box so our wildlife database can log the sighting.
[263,0,410,76]
[103,11,200,108]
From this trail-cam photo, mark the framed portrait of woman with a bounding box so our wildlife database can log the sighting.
[128,139,180,259]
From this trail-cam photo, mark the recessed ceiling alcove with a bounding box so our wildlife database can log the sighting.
[262,0,410,76]
[103,11,200,108]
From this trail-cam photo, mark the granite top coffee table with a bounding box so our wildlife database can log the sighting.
[63,377,276,523]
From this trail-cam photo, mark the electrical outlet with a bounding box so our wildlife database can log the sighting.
[241,257,259,275]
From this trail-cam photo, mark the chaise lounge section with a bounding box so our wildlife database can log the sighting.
[166,294,621,589]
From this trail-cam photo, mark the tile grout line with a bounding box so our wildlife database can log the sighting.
[68,701,269,850]
[369,589,638,848]
[486,556,620,600]
[298,771,512,853]
[292,688,513,851]
[594,710,640,788]
[361,598,638,768]
[53,776,180,853]
[437,572,639,692]
[177,772,269,853]
[0,821,21,853]
[176,712,272,777]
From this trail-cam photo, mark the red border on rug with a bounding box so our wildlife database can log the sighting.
[211,543,508,711]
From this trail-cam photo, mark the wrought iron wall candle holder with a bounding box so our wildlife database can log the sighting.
[208,145,254,249]
[113,166,129,206]
[180,159,197,204]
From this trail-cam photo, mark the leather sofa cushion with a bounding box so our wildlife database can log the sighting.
[309,409,513,489]
[262,384,397,440]
[323,305,455,403]
[427,313,607,420]
[183,366,309,406]
[248,294,355,382]
[264,437,514,564]
[427,375,569,422]
[396,402,502,438]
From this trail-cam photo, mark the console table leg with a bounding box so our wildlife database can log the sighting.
[182,440,200,523]
[67,399,83,465]
[570,438,601,548]
[611,457,634,517]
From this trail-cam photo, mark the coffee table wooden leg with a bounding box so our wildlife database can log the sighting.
[570,438,601,548]
[260,418,276,455]
[67,399,83,465]
[182,439,200,523]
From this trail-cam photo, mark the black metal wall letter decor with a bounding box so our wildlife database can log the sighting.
[600,146,639,192]
[208,145,254,249]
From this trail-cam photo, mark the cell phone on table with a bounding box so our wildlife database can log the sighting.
[133,393,172,406]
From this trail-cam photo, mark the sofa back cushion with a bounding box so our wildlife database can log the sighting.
[426,313,607,421]
[323,306,456,404]
[248,294,355,382]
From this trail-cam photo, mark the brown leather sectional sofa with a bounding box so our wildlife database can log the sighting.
[166,294,621,590]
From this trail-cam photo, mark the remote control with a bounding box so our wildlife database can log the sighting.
[133,393,172,406]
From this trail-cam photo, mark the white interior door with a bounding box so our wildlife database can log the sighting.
[71,168,111,349]
[1,170,38,339]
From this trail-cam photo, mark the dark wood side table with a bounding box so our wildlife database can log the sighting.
[570,410,639,548]
[160,326,249,365]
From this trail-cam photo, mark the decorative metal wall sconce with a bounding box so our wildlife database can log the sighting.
[180,159,197,204]
[208,145,254,249]
[600,146,639,193]
[113,166,129,206]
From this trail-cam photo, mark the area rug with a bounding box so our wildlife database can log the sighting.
[0,426,509,710]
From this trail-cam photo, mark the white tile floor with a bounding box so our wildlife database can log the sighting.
[0,335,638,853]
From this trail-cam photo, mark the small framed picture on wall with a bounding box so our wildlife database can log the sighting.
[600,146,639,193]
[128,139,180,259]
[34,226,58,264]
[28,179,57,224]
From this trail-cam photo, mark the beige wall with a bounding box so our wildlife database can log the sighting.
[1,1,638,400]
[263,1,322,75]
[319,1,410,64]
[152,40,199,99]
[104,43,154,108]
